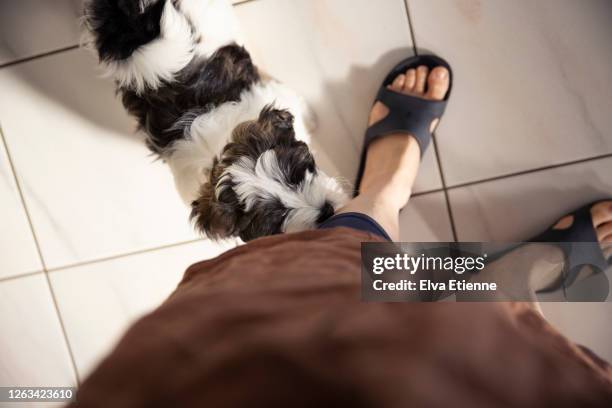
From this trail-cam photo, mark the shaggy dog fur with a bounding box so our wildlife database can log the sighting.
[84,0,348,241]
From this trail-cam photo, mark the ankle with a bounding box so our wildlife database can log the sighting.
[358,134,420,202]
[359,181,411,212]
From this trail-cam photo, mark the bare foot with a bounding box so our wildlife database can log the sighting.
[338,64,450,240]
[552,201,612,260]
[358,65,450,208]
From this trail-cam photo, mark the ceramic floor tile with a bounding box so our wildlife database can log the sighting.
[408,0,612,186]
[0,130,42,279]
[449,157,612,361]
[449,156,612,242]
[50,239,234,379]
[236,0,442,193]
[0,274,76,391]
[399,192,454,242]
[0,48,203,269]
[0,0,82,65]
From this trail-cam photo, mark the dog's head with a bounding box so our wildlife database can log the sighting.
[191,106,348,242]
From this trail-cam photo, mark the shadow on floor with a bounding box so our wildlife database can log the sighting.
[7,47,141,143]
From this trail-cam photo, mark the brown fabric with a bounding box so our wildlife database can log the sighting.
[70,227,612,408]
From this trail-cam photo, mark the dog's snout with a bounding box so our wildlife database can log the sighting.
[317,201,336,224]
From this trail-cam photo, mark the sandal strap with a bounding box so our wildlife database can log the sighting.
[354,54,453,196]
[365,88,447,157]
[530,202,609,274]
[532,205,596,243]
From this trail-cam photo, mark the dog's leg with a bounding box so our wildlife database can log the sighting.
[176,0,242,57]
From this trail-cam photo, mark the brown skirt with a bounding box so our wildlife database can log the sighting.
[70,227,612,408]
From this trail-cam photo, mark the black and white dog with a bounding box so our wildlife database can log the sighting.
[84,0,348,241]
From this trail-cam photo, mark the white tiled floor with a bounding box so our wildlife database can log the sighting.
[407,0,612,186]
[450,156,612,242]
[0,0,82,65]
[0,49,199,269]
[0,274,76,388]
[450,156,612,361]
[399,192,454,242]
[0,129,41,279]
[50,239,234,379]
[0,0,611,394]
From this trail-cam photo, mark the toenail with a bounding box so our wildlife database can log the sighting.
[434,69,448,79]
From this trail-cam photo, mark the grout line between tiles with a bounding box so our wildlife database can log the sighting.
[232,0,259,5]
[0,125,81,385]
[0,270,45,284]
[32,150,604,272]
[447,152,612,191]
[402,0,458,242]
[47,238,206,273]
[0,130,46,271]
[43,271,81,385]
[403,0,419,56]
[0,45,79,69]
[411,188,444,197]
[433,135,459,242]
